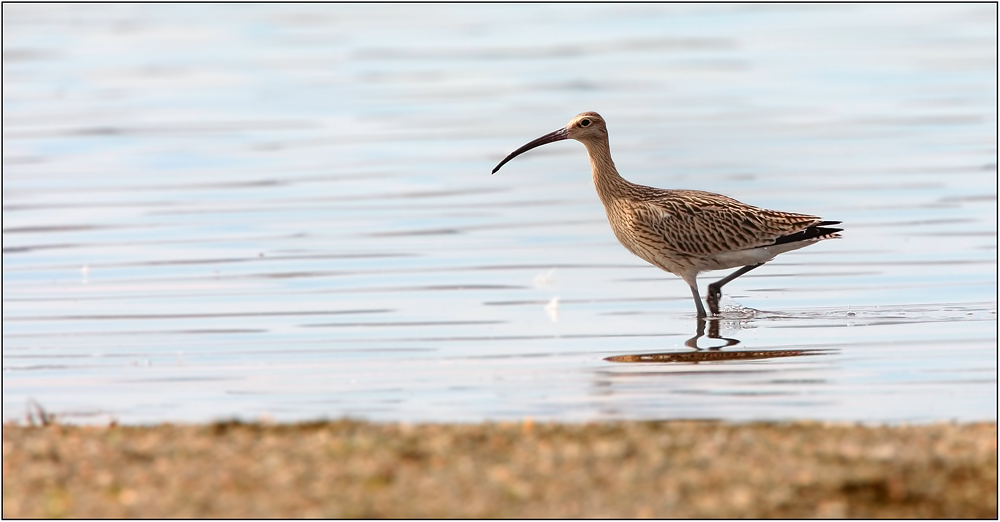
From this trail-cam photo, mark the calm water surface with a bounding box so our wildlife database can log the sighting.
[3,3,996,424]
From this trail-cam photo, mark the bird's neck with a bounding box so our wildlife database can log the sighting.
[582,136,629,200]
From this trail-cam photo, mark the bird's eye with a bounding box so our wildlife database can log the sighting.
[579,119,591,127]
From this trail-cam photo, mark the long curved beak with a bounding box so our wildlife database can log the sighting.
[492,127,569,174]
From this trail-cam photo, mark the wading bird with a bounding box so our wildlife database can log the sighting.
[492,112,842,317]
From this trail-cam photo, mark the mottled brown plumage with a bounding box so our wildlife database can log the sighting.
[493,112,842,317]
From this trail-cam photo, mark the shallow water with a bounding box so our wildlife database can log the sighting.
[3,3,997,425]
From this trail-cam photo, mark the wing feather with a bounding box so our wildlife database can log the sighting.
[628,190,826,257]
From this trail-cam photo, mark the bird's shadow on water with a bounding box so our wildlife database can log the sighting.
[604,315,834,364]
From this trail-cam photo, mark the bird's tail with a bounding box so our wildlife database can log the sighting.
[772,221,843,245]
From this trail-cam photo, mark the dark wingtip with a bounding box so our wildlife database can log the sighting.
[772,224,843,245]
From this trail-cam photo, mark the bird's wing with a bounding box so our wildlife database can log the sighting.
[630,192,824,257]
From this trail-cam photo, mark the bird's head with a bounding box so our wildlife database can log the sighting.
[492,111,606,174]
[564,112,607,141]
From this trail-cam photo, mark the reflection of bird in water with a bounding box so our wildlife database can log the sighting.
[493,112,842,317]
[604,348,829,364]
[606,318,833,362]
[685,317,740,350]
[606,317,834,363]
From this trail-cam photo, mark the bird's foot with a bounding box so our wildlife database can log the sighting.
[706,284,722,315]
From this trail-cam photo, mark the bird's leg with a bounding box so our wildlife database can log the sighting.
[707,263,764,315]
[688,283,708,318]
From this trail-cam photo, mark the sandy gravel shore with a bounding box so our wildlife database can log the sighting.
[3,420,996,518]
